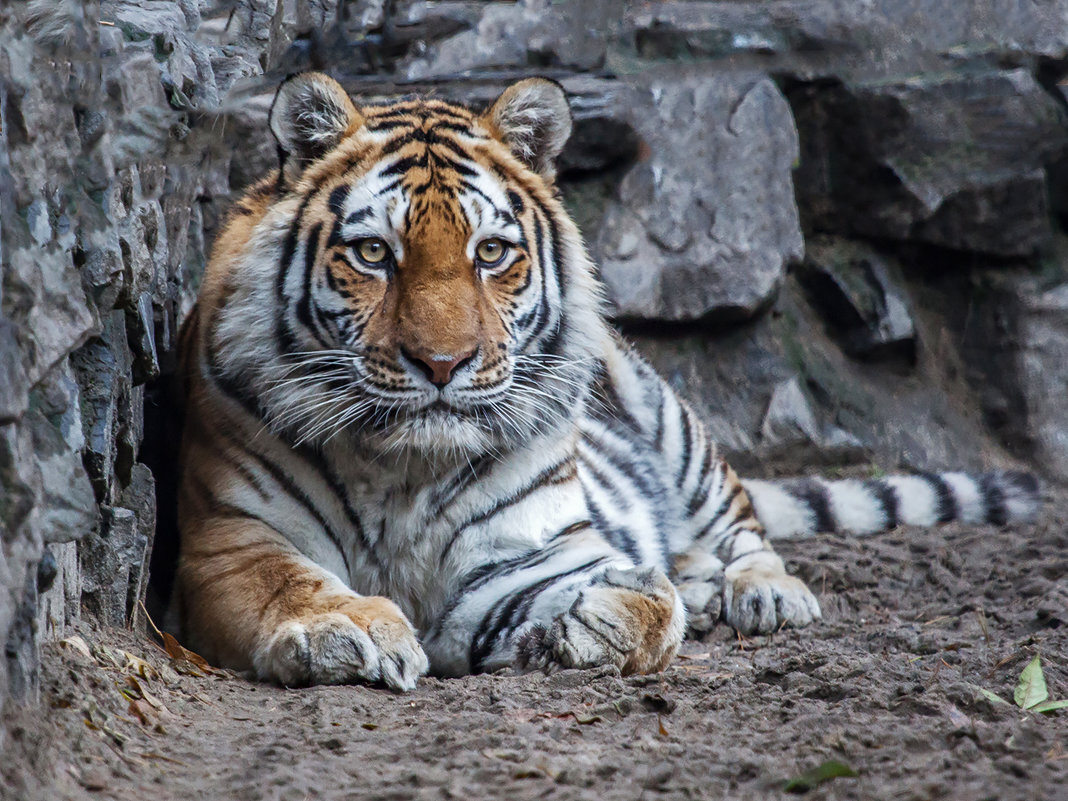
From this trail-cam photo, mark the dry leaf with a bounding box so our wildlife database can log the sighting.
[127,698,155,726]
[571,712,602,725]
[119,650,159,680]
[58,636,93,661]
[160,632,224,676]
[657,716,669,737]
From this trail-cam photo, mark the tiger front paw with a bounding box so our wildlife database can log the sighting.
[254,596,428,691]
[516,566,685,676]
[723,551,821,635]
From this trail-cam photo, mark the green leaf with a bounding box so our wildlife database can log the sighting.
[1014,655,1049,709]
[784,760,858,793]
[1031,699,1068,713]
[978,688,1010,706]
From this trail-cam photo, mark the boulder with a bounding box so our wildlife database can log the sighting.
[590,70,804,323]
[788,68,1068,257]
[1017,282,1068,481]
[798,237,916,361]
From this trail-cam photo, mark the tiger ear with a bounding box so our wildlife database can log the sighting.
[483,78,572,181]
[269,72,362,184]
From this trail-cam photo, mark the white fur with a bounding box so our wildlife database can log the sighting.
[825,479,888,535]
[885,475,939,526]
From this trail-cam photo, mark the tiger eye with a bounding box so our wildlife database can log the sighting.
[475,238,508,265]
[356,238,389,264]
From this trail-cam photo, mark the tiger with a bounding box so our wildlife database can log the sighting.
[175,72,1040,690]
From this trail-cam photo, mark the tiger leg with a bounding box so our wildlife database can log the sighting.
[422,528,685,677]
[675,459,821,636]
[178,518,428,690]
[591,341,820,636]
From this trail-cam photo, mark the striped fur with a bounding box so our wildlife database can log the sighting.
[175,73,1040,690]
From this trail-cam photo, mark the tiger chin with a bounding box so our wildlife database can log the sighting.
[175,72,1041,691]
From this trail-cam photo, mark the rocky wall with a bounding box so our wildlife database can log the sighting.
[2,0,1068,739]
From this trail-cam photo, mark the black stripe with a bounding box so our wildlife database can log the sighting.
[469,558,609,672]
[583,493,642,565]
[919,472,957,523]
[579,430,659,502]
[676,405,693,487]
[427,455,496,518]
[685,441,716,518]
[380,154,426,177]
[294,444,382,570]
[653,382,666,451]
[274,193,316,357]
[863,478,899,530]
[695,482,741,541]
[213,426,352,574]
[784,479,836,533]
[977,473,1008,525]
[440,459,575,562]
[345,206,374,226]
[296,223,332,350]
[190,416,271,502]
[328,185,348,217]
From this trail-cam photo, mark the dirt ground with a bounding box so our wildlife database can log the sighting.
[3,493,1066,801]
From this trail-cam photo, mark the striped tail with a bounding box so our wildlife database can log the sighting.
[742,470,1041,539]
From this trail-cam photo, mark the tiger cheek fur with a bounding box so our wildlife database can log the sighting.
[175,72,1039,690]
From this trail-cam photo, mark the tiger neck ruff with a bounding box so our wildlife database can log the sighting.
[176,72,1040,689]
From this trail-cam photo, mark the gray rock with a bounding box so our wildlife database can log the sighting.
[403,0,609,79]
[628,275,1017,476]
[591,70,803,323]
[798,237,916,361]
[1017,282,1068,481]
[789,68,1068,257]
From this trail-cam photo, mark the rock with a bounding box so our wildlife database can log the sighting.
[81,505,149,628]
[402,0,609,79]
[788,68,1068,257]
[1017,282,1068,481]
[591,70,804,323]
[798,237,916,361]
[629,276,1014,476]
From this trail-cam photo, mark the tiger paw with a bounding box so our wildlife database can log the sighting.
[723,551,821,635]
[254,598,428,691]
[673,550,725,636]
[516,566,685,676]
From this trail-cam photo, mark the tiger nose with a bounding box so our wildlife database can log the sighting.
[402,347,478,388]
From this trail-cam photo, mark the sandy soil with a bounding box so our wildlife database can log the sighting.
[3,495,1066,801]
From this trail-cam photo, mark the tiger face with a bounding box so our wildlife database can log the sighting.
[209,74,607,459]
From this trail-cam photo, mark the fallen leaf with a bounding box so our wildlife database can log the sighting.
[58,636,93,661]
[121,675,164,710]
[171,658,206,677]
[90,642,121,668]
[1032,699,1068,714]
[119,650,159,680]
[160,632,224,676]
[784,760,858,793]
[361,722,378,730]
[571,712,602,725]
[127,698,155,726]
[657,716,669,737]
[977,687,1010,706]
[1015,655,1049,710]
[677,652,711,661]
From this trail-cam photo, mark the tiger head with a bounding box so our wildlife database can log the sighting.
[206,72,608,460]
